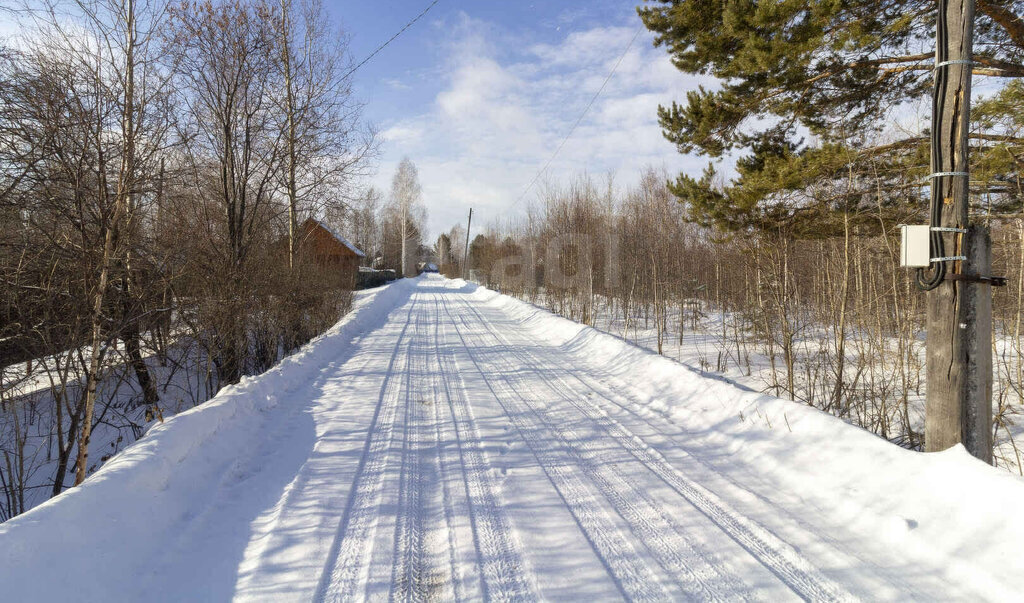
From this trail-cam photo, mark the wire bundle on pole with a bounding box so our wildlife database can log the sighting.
[916,1,953,291]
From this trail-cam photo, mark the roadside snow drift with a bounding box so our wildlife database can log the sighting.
[1,275,1022,602]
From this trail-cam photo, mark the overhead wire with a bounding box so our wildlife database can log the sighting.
[343,0,440,80]
[349,11,643,217]
[511,25,645,208]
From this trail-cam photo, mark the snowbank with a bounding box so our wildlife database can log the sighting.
[459,278,1024,600]
[0,277,421,600]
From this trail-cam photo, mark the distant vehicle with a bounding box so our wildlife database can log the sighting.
[422,263,439,273]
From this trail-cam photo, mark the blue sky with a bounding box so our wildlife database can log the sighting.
[0,0,709,239]
[329,0,710,238]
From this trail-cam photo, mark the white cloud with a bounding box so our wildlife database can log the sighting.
[381,124,423,145]
[370,14,714,239]
[382,78,411,91]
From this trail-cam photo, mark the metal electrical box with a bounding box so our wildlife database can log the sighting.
[900,225,931,268]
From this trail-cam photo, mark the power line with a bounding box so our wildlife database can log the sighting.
[344,0,440,79]
[512,25,644,206]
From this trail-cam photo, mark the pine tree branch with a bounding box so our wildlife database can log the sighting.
[805,53,1024,86]
[877,55,1024,77]
[974,133,1024,143]
[860,137,927,155]
[977,0,1024,50]
[855,53,935,66]
[803,54,933,87]
[976,55,1024,74]
[861,133,1024,155]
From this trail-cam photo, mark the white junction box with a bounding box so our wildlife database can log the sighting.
[900,225,931,268]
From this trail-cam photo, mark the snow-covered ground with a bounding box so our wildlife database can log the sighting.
[2,274,1023,601]
[526,291,1024,475]
[0,335,222,517]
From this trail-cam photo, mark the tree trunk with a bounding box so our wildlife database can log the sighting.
[281,0,298,271]
[830,213,851,412]
[401,203,408,277]
[124,319,158,407]
[75,0,136,485]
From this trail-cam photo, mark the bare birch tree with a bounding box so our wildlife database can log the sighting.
[389,157,424,277]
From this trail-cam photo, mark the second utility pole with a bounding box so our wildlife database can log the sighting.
[462,208,473,280]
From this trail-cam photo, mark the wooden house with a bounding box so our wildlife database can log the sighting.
[295,218,365,288]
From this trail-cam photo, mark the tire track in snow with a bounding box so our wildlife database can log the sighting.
[418,291,478,601]
[567,386,851,601]
[236,327,407,595]
[571,366,892,595]
[316,298,419,602]
[438,294,671,601]
[390,320,428,601]
[390,299,453,602]
[430,293,535,601]
[450,296,749,601]
[425,305,469,602]
[457,295,853,602]
[233,287,431,598]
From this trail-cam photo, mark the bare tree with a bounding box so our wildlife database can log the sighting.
[388,157,424,277]
[0,0,176,486]
[166,0,286,383]
[275,0,375,270]
[1,0,376,517]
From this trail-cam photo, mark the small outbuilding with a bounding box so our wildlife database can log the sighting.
[296,218,365,287]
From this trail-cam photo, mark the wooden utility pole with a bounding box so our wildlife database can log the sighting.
[925,0,992,462]
[962,225,993,460]
[463,208,472,280]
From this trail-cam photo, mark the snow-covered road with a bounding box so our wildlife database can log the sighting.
[3,275,1024,601]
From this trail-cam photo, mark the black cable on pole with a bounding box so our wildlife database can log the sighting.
[916,1,950,291]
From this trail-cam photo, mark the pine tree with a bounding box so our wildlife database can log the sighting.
[639,0,1024,233]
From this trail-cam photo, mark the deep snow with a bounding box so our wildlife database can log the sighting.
[1,275,1023,601]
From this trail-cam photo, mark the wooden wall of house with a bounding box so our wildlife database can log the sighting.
[296,223,361,289]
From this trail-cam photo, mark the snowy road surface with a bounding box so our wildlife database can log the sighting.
[3,275,1024,601]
